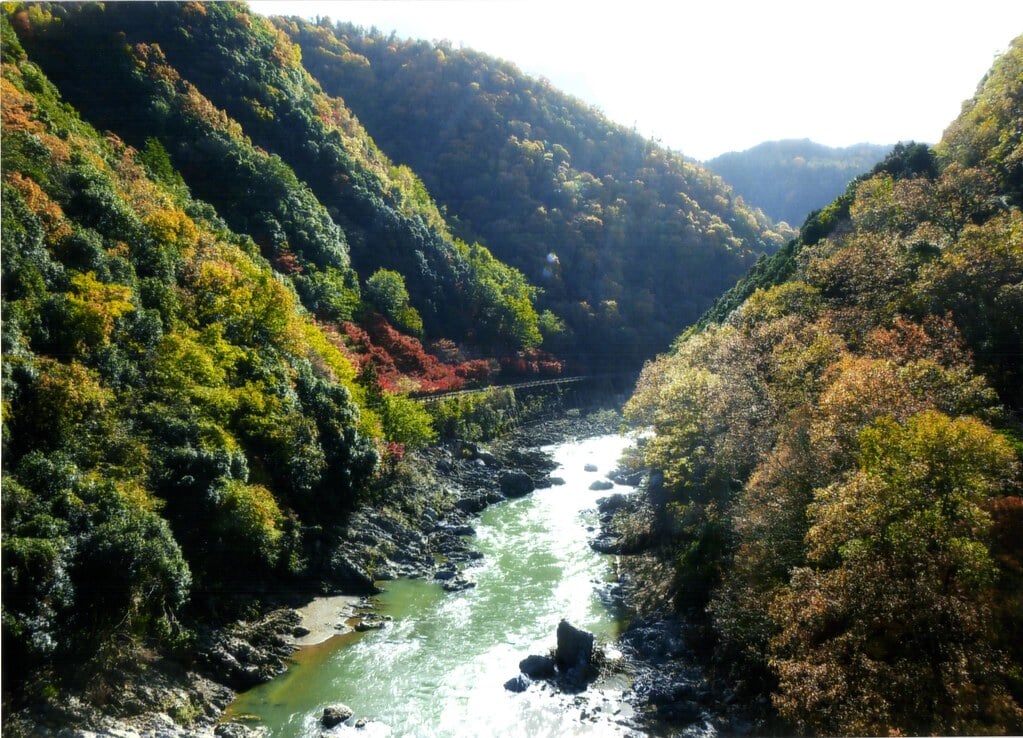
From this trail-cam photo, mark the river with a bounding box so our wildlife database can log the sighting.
[226,433,645,737]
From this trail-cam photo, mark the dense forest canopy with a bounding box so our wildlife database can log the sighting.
[0,0,558,700]
[704,139,892,228]
[6,1,552,357]
[275,17,792,370]
[1,6,388,676]
[624,34,1023,736]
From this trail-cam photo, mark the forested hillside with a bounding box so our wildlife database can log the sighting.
[13,1,1012,734]
[1,6,387,695]
[274,18,792,368]
[0,0,548,712]
[705,139,891,228]
[624,35,1023,736]
[8,2,551,357]
[1,2,791,718]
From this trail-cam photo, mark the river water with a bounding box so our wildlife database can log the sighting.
[226,433,644,737]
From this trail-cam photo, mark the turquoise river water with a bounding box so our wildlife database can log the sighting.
[226,433,643,737]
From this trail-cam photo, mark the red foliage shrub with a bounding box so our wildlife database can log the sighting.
[338,314,492,394]
[499,349,564,377]
[273,249,303,275]
[455,360,492,384]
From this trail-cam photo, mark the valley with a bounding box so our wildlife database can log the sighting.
[2,4,1021,737]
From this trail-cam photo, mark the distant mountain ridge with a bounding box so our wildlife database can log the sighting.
[705,139,892,227]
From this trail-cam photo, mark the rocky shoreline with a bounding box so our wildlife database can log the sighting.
[595,483,774,737]
[4,410,617,737]
[8,407,762,737]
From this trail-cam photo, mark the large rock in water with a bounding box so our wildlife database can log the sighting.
[519,654,556,679]
[503,674,530,692]
[455,488,504,514]
[556,620,594,671]
[505,623,596,694]
[322,704,354,727]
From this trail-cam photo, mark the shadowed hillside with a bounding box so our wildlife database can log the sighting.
[275,17,793,370]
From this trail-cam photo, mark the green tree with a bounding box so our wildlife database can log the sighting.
[69,501,191,646]
[379,391,437,448]
[771,411,1021,736]
[364,267,423,336]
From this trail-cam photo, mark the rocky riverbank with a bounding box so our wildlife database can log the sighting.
[6,409,628,738]
[11,405,772,738]
[592,477,774,737]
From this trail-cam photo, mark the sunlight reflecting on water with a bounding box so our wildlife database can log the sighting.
[226,433,641,737]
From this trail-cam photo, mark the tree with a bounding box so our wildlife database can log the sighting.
[771,411,1021,736]
[915,210,1023,410]
[379,391,437,449]
[69,501,191,646]
[364,267,423,336]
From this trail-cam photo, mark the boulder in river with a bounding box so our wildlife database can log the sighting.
[322,703,354,727]
[506,621,600,693]
[584,463,599,472]
[597,493,631,514]
[455,488,505,514]
[504,674,530,693]
[433,566,457,581]
[608,468,645,487]
[556,620,595,672]
[354,620,385,632]
[555,620,599,690]
[441,574,476,592]
[588,480,614,491]
[354,612,391,632]
[519,654,556,679]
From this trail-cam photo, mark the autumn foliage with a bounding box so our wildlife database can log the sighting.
[625,35,1023,736]
[336,314,491,394]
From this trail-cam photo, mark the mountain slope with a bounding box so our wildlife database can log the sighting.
[276,17,794,369]
[2,1,586,715]
[2,10,384,692]
[693,141,938,332]
[5,0,779,710]
[623,35,1023,736]
[11,1,545,354]
[704,139,892,227]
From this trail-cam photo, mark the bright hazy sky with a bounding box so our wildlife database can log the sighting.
[250,1,1023,161]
